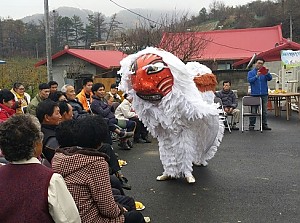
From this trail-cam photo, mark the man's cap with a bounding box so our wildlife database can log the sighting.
[39,83,50,90]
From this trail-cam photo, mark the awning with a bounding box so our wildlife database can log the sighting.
[233,41,300,68]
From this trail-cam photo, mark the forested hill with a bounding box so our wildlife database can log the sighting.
[188,0,300,42]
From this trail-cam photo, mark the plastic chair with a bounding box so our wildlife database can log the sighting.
[241,96,263,133]
[214,97,232,133]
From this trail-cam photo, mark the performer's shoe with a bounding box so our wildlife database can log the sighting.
[186,176,196,184]
[193,161,208,167]
[156,175,171,181]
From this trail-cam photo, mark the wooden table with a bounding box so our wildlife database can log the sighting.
[268,92,300,120]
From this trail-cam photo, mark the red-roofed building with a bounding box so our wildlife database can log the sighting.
[159,24,287,70]
[35,49,127,89]
[160,24,300,94]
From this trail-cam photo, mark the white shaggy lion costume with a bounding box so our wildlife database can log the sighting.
[118,47,223,183]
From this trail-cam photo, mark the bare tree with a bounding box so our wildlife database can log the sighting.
[106,13,122,41]
[66,60,86,79]
[209,0,227,20]
[118,19,162,54]
[119,12,210,62]
[158,12,211,62]
[159,31,209,62]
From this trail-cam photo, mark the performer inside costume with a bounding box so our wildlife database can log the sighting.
[118,47,223,183]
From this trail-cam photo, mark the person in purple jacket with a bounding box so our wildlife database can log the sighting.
[247,58,272,130]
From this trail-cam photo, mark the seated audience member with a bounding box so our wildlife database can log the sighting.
[36,99,62,163]
[0,114,81,223]
[62,84,88,119]
[52,115,146,223]
[28,83,50,116]
[38,99,131,190]
[49,91,67,102]
[76,78,93,112]
[0,89,16,123]
[58,101,74,121]
[91,83,135,150]
[48,80,59,94]
[115,93,151,143]
[215,80,240,130]
[11,82,31,114]
[56,115,131,190]
[108,83,122,103]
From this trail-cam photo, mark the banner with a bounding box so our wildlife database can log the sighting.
[281,50,300,69]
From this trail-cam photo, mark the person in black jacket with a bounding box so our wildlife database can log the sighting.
[215,80,240,130]
[36,99,61,163]
[90,83,135,150]
[36,99,132,190]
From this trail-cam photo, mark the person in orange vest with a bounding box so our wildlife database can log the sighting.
[76,78,93,113]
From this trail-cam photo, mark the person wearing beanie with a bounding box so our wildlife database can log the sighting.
[108,83,122,104]
[27,83,50,116]
[0,89,16,123]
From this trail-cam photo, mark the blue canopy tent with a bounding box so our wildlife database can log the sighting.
[0,60,6,64]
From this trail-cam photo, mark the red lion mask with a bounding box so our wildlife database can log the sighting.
[131,53,174,101]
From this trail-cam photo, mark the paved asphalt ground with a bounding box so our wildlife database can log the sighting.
[114,109,299,223]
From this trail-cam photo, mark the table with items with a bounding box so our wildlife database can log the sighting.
[268,91,300,120]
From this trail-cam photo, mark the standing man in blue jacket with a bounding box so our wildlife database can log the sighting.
[247,58,272,130]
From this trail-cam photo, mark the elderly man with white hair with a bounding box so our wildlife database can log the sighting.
[61,84,88,119]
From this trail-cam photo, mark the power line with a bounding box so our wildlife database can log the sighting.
[205,38,258,53]
[108,0,260,53]
[109,0,165,27]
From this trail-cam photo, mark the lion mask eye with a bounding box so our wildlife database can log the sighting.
[142,62,168,74]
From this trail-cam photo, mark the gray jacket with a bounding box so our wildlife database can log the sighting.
[215,90,238,108]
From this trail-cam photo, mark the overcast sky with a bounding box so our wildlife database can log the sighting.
[1,0,259,19]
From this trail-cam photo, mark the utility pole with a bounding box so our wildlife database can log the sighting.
[289,13,293,41]
[44,0,53,81]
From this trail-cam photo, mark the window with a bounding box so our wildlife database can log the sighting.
[217,62,231,70]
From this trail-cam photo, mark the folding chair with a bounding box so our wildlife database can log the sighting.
[214,97,232,133]
[241,96,263,133]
